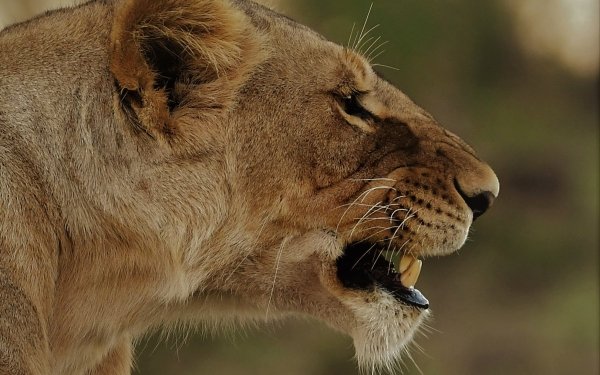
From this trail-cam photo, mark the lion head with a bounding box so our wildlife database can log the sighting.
[0,0,499,373]
[147,2,498,369]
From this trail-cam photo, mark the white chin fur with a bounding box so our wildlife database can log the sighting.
[347,288,429,372]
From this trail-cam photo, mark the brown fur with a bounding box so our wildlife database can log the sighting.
[0,0,499,373]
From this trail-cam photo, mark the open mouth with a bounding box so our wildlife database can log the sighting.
[336,242,429,309]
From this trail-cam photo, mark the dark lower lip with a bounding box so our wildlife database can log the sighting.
[390,286,429,309]
[336,242,429,309]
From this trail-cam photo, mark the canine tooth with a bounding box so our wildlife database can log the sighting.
[397,254,416,273]
[400,259,422,288]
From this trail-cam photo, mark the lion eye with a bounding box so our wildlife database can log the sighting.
[339,94,374,122]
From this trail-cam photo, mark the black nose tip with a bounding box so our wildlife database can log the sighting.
[464,191,495,220]
[454,180,496,220]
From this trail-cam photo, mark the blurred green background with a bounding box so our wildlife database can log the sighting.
[3,0,598,374]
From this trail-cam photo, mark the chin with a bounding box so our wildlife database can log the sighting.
[307,237,434,371]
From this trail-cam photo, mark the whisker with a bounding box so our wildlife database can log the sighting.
[386,245,397,274]
[390,195,406,204]
[354,35,376,56]
[371,63,401,71]
[349,201,388,239]
[389,206,409,223]
[384,216,406,256]
[388,243,402,275]
[335,185,393,232]
[366,40,389,62]
[405,344,424,375]
[405,242,418,257]
[355,24,380,54]
[223,251,251,286]
[350,216,388,223]
[265,237,288,319]
[352,3,374,50]
[398,206,422,229]
[346,22,356,49]
[351,242,378,270]
[361,35,383,60]
[334,202,389,210]
[370,246,386,271]
[355,225,396,242]
[368,49,387,64]
[357,186,395,204]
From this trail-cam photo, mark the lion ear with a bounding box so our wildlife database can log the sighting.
[110,0,257,139]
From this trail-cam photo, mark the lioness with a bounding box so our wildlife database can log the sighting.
[0,0,499,373]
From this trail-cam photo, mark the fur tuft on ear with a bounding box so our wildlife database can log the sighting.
[110,0,262,139]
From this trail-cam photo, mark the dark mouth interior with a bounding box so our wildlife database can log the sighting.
[336,242,429,309]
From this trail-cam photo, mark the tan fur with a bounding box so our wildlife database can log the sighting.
[0,1,499,373]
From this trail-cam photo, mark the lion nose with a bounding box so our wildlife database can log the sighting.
[454,164,499,221]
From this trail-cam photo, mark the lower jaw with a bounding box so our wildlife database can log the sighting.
[317,263,430,326]
[335,242,430,309]
[346,285,430,370]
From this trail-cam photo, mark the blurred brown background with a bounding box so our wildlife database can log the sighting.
[2,0,598,374]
